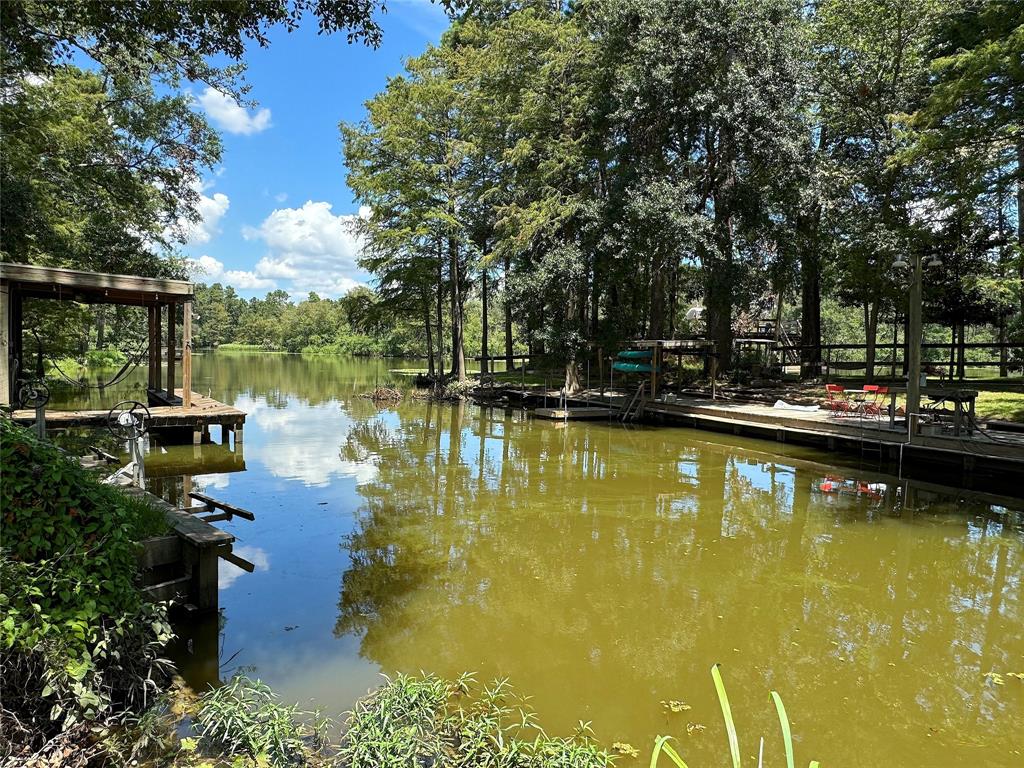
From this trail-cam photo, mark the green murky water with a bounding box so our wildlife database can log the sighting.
[53,352,1024,766]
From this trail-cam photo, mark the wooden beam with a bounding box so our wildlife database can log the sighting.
[0,262,193,298]
[166,303,176,401]
[182,301,192,407]
[188,491,255,520]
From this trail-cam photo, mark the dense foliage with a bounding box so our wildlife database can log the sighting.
[339,0,1022,389]
[339,673,613,768]
[0,420,171,754]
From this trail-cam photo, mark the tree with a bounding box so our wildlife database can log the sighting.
[604,0,805,370]
[0,66,218,276]
[907,0,1023,314]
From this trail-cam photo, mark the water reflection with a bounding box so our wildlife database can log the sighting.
[50,354,1024,767]
[337,402,1023,767]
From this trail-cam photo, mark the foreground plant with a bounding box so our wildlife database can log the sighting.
[338,672,613,768]
[650,665,821,768]
[0,421,175,763]
[191,675,331,766]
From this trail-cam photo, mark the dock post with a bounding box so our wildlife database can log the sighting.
[234,421,244,445]
[147,305,157,391]
[192,546,219,612]
[192,425,202,445]
[182,301,192,407]
[167,303,176,402]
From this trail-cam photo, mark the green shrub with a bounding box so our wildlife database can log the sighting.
[192,675,330,766]
[85,348,127,368]
[0,420,173,738]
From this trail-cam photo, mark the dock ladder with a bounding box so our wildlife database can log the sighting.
[620,382,646,422]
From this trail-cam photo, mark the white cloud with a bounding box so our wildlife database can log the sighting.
[167,180,229,246]
[241,200,369,297]
[275,192,288,203]
[197,87,272,135]
[219,545,269,589]
[235,394,380,487]
[188,254,276,291]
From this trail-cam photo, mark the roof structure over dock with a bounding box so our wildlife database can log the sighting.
[1,262,194,408]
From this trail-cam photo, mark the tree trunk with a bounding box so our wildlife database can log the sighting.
[668,257,679,338]
[423,290,434,378]
[798,213,822,379]
[956,321,966,380]
[948,324,956,380]
[648,250,666,339]
[999,316,1008,377]
[480,266,489,375]
[95,306,107,350]
[709,125,737,371]
[864,301,879,384]
[436,249,445,377]
[504,254,514,369]
[1017,138,1024,315]
[449,237,466,382]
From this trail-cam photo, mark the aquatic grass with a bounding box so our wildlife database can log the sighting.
[338,672,612,768]
[651,666,822,768]
[711,664,741,768]
[770,691,794,768]
[193,675,330,765]
[650,735,690,768]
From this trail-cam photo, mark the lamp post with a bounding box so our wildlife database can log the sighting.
[893,245,941,440]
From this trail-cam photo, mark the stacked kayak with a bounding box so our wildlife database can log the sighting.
[612,349,659,373]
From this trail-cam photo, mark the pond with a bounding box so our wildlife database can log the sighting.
[53,352,1024,766]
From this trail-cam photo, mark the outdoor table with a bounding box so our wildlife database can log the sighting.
[843,389,870,418]
[881,387,978,435]
[923,388,978,436]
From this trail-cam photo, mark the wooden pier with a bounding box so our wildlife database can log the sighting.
[534,406,615,420]
[10,389,245,445]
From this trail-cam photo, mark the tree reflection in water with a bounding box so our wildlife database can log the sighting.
[336,401,1023,768]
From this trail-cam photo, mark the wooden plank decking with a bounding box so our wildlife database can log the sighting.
[10,389,244,443]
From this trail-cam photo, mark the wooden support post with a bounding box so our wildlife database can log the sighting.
[147,305,157,391]
[193,547,219,612]
[193,425,202,445]
[234,421,244,445]
[167,302,176,401]
[651,341,660,399]
[0,282,9,406]
[154,304,163,393]
[182,301,192,407]
[10,288,22,399]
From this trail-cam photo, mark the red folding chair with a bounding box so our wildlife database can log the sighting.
[862,385,888,420]
[825,384,850,418]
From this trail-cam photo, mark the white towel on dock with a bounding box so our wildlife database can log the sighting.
[773,400,820,412]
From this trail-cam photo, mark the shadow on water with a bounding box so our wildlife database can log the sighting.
[51,352,1024,767]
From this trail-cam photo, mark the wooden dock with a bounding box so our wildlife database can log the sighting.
[10,389,245,445]
[534,406,615,420]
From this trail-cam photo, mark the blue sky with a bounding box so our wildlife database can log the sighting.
[177,0,449,299]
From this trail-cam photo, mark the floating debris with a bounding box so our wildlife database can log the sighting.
[361,386,403,402]
[661,700,691,713]
[686,722,706,735]
[612,742,639,758]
